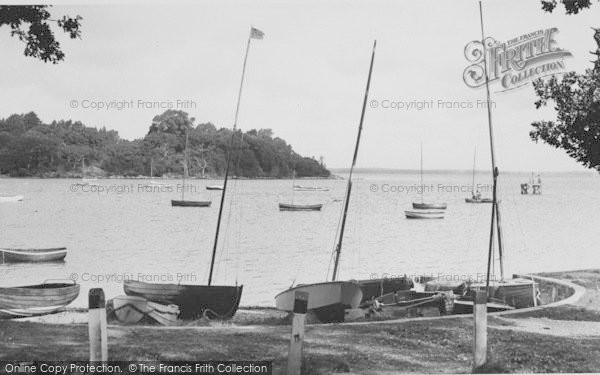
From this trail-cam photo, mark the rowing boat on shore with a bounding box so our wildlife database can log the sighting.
[0,247,67,263]
[0,281,80,319]
[0,195,23,203]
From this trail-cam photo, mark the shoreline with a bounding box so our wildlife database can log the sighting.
[2,269,599,372]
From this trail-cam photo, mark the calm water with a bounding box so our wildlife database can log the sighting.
[0,171,598,308]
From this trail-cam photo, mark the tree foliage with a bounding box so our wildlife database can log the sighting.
[0,5,82,63]
[0,110,330,178]
[540,0,598,14]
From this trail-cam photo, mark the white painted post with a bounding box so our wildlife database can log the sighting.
[531,277,538,307]
[473,290,487,369]
[88,288,108,361]
[287,291,308,375]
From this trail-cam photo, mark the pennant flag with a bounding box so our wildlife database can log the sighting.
[250,27,265,40]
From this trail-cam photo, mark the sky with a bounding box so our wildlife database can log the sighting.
[1,0,599,172]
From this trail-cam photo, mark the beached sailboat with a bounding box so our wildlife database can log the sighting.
[0,247,67,263]
[455,3,536,312]
[276,41,412,322]
[125,26,265,319]
[465,147,492,203]
[0,281,80,319]
[171,131,211,207]
[411,143,447,210]
[279,169,323,211]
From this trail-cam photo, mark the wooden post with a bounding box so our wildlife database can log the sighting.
[473,290,487,370]
[287,291,308,375]
[551,286,557,303]
[531,277,538,307]
[88,288,108,361]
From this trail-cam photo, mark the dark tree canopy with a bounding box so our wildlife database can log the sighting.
[0,5,82,63]
[541,0,598,14]
[0,110,330,179]
[530,29,600,172]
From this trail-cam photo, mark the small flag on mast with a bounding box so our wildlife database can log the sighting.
[250,27,265,40]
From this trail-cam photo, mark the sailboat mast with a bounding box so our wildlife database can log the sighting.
[479,2,505,289]
[420,142,424,204]
[472,147,477,196]
[182,130,189,200]
[208,30,255,286]
[332,40,377,282]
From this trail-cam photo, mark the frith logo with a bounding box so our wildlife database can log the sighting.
[463,28,573,91]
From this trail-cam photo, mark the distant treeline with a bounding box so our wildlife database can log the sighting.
[0,110,330,178]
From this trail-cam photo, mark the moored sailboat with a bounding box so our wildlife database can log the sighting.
[465,147,492,203]
[171,131,211,208]
[410,143,447,211]
[125,26,265,319]
[456,3,536,312]
[279,169,323,211]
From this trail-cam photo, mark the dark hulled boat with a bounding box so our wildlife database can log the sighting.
[278,203,323,211]
[171,200,211,207]
[124,280,242,319]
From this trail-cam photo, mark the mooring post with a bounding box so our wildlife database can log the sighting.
[551,285,557,303]
[88,288,108,361]
[287,291,308,375]
[531,277,538,307]
[473,290,487,369]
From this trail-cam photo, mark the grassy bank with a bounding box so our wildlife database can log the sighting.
[1,269,600,373]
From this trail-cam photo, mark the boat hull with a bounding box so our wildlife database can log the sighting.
[206,186,224,191]
[123,280,242,319]
[357,277,414,302]
[412,202,447,210]
[0,282,80,319]
[293,186,329,192]
[0,195,24,202]
[0,248,67,263]
[275,281,363,322]
[405,210,445,219]
[465,197,493,203]
[279,203,323,211]
[171,200,211,207]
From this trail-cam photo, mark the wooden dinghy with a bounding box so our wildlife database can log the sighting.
[206,185,224,191]
[293,185,330,192]
[0,195,24,203]
[405,210,445,219]
[275,281,363,323]
[412,202,448,210]
[171,200,212,207]
[278,203,323,211]
[0,247,67,263]
[112,295,179,325]
[0,281,80,319]
[124,280,243,320]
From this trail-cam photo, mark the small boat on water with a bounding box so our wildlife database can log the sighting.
[293,185,329,192]
[171,131,211,208]
[0,195,23,203]
[412,143,447,211]
[0,281,80,319]
[278,203,323,211]
[405,210,445,219]
[206,185,224,191]
[412,202,447,210]
[171,200,211,207]
[0,247,67,263]
[124,280,242,319]
[275,281,362,322]
[465,196,493,203]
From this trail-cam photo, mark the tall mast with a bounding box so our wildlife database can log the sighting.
[479,2,505,290]
[472,146,477,196]
[420,142,424,204]
[332,40,377,282]
[182,130,189,200]
[208,28,259,286]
